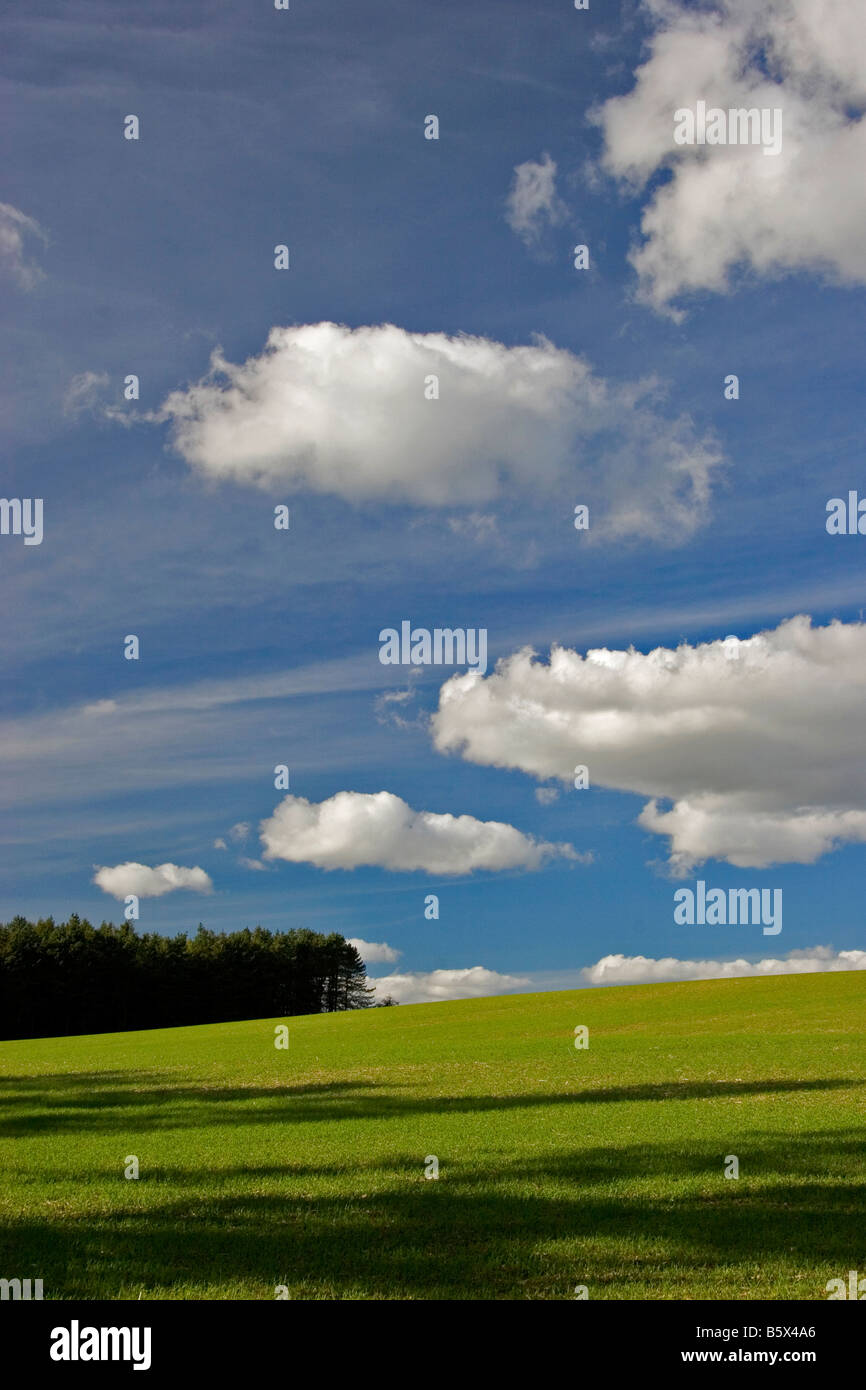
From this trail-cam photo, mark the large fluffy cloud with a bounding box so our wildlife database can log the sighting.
[432,615,866,871]
[594,0,866,312]
[368,965,530,1004]
[580,945,866,988]
[260,790,579,874]
[93,862,213,899]
[155,321,720,539]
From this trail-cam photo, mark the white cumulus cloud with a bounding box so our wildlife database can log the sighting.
[368,965,530,1004]
[93,861,214,899]
[580,945,866,988]
[259,790,579,874]
[594,0,866,312]
[154,321,721,540]
[348,938,402,964]
[431,615,866,871]
[370,947,866,1001]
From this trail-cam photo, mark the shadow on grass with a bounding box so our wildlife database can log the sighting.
[1,1132,864,1300]
[2,1072,864,1296]
[0,1075,401,1134]
[65,1127,866,1186]
[0,1072,860,1136]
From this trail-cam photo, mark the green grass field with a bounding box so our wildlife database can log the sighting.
[1,971,864,1300]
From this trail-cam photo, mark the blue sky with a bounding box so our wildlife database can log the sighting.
[3,0,866,1001]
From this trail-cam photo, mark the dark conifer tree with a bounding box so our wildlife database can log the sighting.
[0,917,378,1039]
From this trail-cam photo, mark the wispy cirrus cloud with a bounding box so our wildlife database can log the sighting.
[504,152,567,249]
[0,203,47,289]
[63,370,110,419]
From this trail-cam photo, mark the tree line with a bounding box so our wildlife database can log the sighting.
[0,915,382,1040]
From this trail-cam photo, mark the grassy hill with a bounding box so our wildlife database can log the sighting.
[1,971,864,1300]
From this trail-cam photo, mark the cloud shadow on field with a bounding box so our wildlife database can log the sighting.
[1,1070,864,1297]
[0,1071,860,1136]
[0,1130,864,1300]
